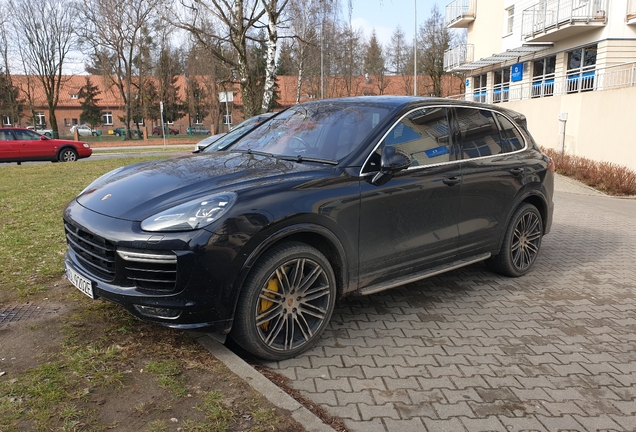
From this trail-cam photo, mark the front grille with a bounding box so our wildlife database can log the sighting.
[65,221,116,281]
[118,250,178,293]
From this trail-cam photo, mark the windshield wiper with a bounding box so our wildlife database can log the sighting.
[228,149,276,158]
[277,155,339,165]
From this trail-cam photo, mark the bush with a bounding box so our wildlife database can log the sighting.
[543,147,636,196]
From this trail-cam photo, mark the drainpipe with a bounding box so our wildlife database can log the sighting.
[558,112,568,155]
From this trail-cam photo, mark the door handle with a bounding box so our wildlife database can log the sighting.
[442,176,460,186]
[509,168,524,176]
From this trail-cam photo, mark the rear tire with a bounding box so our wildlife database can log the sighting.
[230,242,336,361]
[487,203,543,277]
[58,148,78,162]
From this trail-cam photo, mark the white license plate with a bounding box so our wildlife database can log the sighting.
[66,265,94,299]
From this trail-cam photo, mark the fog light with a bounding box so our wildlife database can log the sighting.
[134,305,181,319]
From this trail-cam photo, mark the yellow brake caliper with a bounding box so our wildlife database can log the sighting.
[259,278,279,331]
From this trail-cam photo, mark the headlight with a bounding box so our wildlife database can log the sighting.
[141,192,237,232]
[83,143,90,148]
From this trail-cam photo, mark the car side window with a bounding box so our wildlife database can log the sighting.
[496,114,525,152]
[13,130,38,141]
[0,130,11,140]
[383,107,452,167]
[455,108,503,159]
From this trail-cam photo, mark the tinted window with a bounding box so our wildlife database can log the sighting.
[0,130,12,140]
[455,108,503,159]
[383,107,452,167]
[496,114,524,152]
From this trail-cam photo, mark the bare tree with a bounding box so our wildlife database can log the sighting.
[418,5,452,97]
[8,0,77,137]
[387,25,413,96]
[167,0,267,117]
[79,0,156,138]
[0,15,22,126]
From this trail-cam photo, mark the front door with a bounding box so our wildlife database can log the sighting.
[358,107,462,289]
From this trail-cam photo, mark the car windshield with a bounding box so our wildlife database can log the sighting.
[231,103,391,161]
[202,115,271,152]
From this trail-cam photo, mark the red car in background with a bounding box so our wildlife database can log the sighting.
[152,126,179,136]
[0,128,92,165]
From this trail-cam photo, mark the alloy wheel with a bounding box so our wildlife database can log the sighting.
[255,257,332,352]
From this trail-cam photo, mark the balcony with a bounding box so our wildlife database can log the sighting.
[628,0,636,25]
[521,0,608,43]
[445,0,476,28]
[444,44,474,71]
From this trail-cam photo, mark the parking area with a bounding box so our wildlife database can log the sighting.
[262,177,636,432]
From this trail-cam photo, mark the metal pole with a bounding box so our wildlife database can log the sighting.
[160,101,166,150]
[414,0,417,96]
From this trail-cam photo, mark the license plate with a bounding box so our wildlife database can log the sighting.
[66,265,94,299]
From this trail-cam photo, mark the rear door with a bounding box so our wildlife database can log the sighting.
[452,107,527,256]
[358,107,462,288]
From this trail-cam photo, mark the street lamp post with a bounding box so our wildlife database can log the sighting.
[414,0,417,96]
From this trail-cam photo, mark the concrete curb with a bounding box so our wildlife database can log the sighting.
[189,332,337,432]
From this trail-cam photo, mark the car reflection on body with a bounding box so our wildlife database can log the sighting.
[63,96,554,360]
[194,113,275,151]
[1,128,92,164]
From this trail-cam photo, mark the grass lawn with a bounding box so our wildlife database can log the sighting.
[0,157,165,299]
[0,157,307,432]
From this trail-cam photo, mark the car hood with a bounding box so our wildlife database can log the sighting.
[76,152,320,221]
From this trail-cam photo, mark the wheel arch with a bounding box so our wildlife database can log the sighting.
[492,190,550,256]
[228,223,350,325]
[57,145,78,160]
[520,192,549,235]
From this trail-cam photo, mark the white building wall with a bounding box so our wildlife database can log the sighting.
[506,85,636,170]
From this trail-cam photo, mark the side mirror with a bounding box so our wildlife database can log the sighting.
[40,135,49,141]
[371,146,412,186]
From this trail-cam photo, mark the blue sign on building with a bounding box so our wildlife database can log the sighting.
[511,63,523,82]
[466,78,470,88]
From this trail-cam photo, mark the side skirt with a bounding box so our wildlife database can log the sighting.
[357,253,491,296]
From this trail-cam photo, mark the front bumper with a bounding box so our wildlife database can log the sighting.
[63,201,241,333]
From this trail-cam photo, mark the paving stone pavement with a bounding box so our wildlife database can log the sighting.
[261,176,636,432]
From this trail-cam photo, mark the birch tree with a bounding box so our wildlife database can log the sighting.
[259,0,289,113]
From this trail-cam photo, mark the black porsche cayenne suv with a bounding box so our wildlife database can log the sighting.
[63,96,554,360]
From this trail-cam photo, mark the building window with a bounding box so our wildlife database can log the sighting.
[194,113,203,125]
[223,114,232,125]
[64,118,71,127]
[506,7,514,34]
[493,68,511,103]
[2,115,11,126]
[472,74,487,103]
[70,94,78,99]
[72,118,79,126]
[35,112,46,126]
[101,111,113,125]
[567,44,597,93]
[532,55,556,98]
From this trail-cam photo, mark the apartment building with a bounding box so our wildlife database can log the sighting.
[444,0,636,170]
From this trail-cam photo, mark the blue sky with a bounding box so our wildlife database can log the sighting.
[348,0,444,47]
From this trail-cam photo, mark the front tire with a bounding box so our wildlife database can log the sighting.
[231,242,336,361]
[487,203,543,277]
[58,148,78,162]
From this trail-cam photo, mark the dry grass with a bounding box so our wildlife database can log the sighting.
[543,148,636,196]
